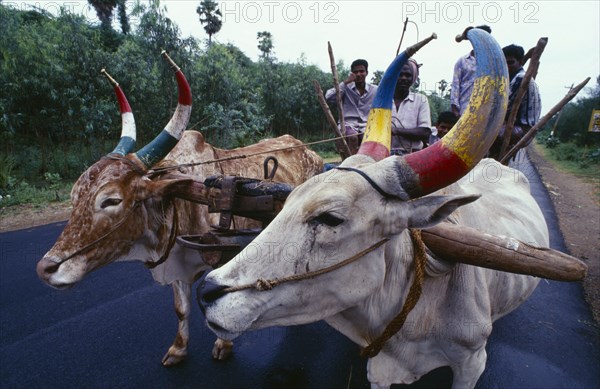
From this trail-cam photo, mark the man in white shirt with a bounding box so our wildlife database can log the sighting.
[391,58,431,155]
[326,59,378,154]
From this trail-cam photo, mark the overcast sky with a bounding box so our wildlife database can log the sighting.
[9,1,600,111]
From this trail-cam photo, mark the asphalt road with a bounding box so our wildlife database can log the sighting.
[1,154,599,388]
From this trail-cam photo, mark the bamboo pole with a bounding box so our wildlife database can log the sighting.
[327,41,352,158]
[328,42,346,133]
[500,77,591,164]
[395,17,409,56]
[312,80,351,159]
[499,37,548,159]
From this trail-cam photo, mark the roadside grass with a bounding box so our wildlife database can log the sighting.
[533,140,600,202]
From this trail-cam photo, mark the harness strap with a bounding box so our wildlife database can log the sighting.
[145,201,179,269]
[334,167,404,200]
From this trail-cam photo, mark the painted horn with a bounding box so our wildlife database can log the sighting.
[358,33,437,160]
[396,29,508,198]
[102,69,136,156]
[134,51,193,168]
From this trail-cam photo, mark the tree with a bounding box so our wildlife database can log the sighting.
[438,79,448,97]
[87,0,117,31]
[196,0,222,46]
[371,70,384,85]
[116,0,130,34]
[257,31,273,60]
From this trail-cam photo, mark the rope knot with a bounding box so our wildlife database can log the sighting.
[255,279,274,291]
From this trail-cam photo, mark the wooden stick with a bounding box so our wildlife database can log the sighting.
[312,80,351,159]
[422,223,587,281]
[500,77,590,163]
[499,37,548,158]
[395,17,409,56]
[328,42,346,137]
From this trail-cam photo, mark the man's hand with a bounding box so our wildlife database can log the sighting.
[344,72,356,85]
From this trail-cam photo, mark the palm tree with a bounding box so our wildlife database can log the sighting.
[87,0,118,31]
[196,0,222,46]
[87,0,129,34]
[257,31,273,60]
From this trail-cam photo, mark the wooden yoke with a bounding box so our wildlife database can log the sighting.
[422,223,587,281]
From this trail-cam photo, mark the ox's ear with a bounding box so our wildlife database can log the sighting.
[384,194,480,235]
[407,194,480,229]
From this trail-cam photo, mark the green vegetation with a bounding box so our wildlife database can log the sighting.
[534,140,600,179]
[534,75,600,179]
[6,2,597,211]
[0,2,335,206]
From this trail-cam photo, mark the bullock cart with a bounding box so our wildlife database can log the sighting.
[173,161,586,282]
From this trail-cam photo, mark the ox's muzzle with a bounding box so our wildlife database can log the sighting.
[36,256,73,289]
[196,273,230,314]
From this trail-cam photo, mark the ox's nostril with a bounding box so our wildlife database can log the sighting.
[196,277,229,314]
[45,262,60,274]
[36,257,60,280]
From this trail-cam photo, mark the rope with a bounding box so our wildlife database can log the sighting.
[147,134,351,174]
[360,229,427,358]
[221,238,389,294]
[145,201,179,269]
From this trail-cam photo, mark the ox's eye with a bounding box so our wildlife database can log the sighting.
[100,198,122,209]
[311,212,344,227]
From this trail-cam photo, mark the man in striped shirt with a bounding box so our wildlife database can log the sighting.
[489,44,542,160]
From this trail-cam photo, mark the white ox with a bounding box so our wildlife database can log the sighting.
[36,55,323,366]
[198,31,548,388]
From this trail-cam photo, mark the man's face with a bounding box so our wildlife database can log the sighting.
[351,65,367,84]
[395,64,414,93]
[505,55,521,77]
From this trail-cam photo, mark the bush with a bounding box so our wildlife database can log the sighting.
[0,154,15,190]
[550,142,582,162]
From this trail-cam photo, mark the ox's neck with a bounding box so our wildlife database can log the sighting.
[325,230,417,347]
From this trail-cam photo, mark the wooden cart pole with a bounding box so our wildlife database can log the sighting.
[327,41,353,157]
[499,37,547,159]
[500,77,591,164]
[313,80,351,159]
[395,17,409,56]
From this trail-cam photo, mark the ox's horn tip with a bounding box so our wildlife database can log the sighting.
[406,32,437,56]
[161,50,180,71]
[101,68,119,86]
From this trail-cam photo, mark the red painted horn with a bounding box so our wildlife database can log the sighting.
[396,29,508,198]
[134,51,193,169]
[101,69,136,156]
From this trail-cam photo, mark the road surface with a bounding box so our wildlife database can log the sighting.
[1,155,598,388]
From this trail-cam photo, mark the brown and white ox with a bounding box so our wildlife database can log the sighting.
[198,31,548,388]
[36,55,323,366]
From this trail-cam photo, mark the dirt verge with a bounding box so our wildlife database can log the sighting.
[527,143,600,323]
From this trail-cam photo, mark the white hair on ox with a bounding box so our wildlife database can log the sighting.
[198,30,548,388]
